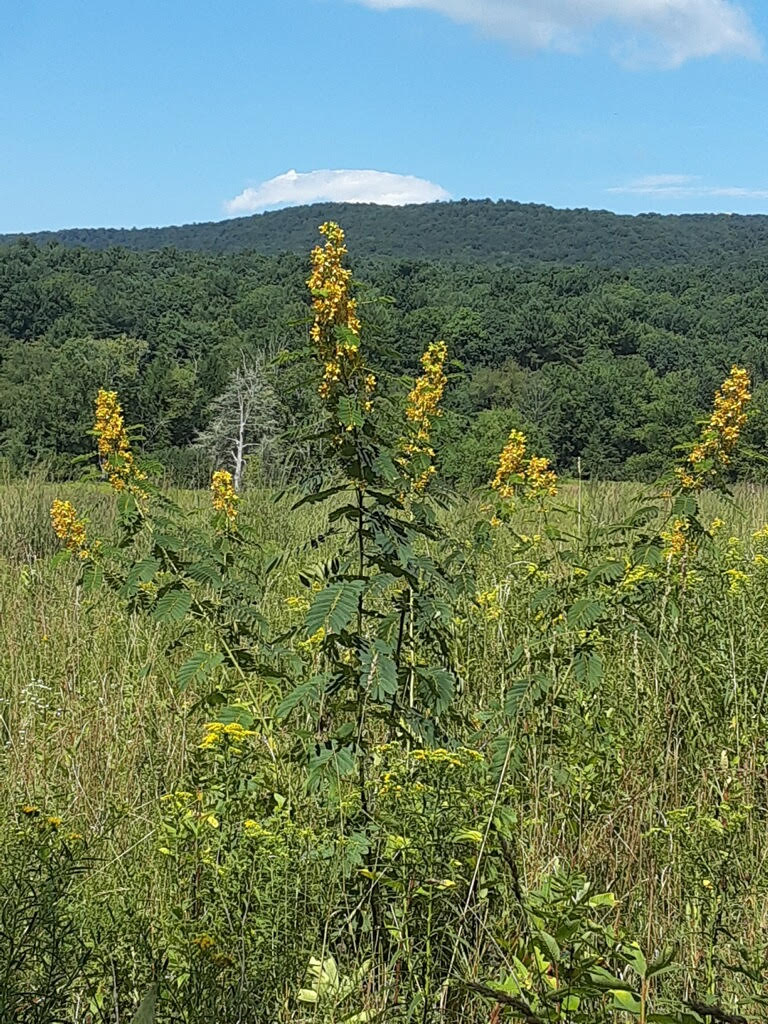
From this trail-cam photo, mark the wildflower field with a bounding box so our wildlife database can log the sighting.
[2,225,768,1023]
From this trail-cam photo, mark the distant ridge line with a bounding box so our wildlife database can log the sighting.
[4,198,768,267]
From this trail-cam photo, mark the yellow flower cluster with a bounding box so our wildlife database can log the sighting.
[199,720,256,751]
[411,746,482,767]
[676,366,751,490]
[94,388,147,495]
[492,430,557,501]
[50,500,91,559]
[243,819,277,840]
[725,568,751,595]
[211,469,238,521]
[307,222,375,410]
[619,562,654,592]
[400,341,448,492]
[476,588,502,621]
[661,518,690,560]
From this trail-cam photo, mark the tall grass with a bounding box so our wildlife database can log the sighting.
[1,476,768,1020]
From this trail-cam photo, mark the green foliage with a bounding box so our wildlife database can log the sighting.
[5,233,768,483]
[4,223,768,1023]
[8,198,768,267]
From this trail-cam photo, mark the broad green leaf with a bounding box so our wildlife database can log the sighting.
[634,542,663,567]
[276,676,324,719]
[305,581,363,637]
[217,704,255,728]
[373,450,399,483]
[361,640,397,702]
[80,561,103,594]
[611,988,642,1014]
[153,588,192,624]
[671,494,698,520]
[623,943,648,978]
[186,560,223,588]
[588,891,617,908]
[130,984,158,1024]
[566,598,604,628]
[337,396,364,429]
[573,650,603,687]
[120,558,160,598]
[418,667,455,714]
[177,650,224,691]
[585,560,625,584]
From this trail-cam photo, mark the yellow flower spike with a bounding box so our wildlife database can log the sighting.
[50,500,92,559]
[492,430,557,502]
[677,366,751,491]
[211,469,238,522]
[93,388,147,496]
[399,341,448,493]
[307,221,370,408]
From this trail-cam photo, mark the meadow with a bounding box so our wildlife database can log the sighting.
[2,224,768,1023]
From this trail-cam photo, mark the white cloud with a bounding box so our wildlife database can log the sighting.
[225,168,450,214]
[354,0,761,66]
[610,174,768,199]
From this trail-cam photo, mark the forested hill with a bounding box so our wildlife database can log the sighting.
[7,199,768,266]
[4,240,768,486]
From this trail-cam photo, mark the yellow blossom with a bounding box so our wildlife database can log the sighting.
[676,366,751,491]
[307,222,374,412]
[400,341,448,492]
[50,500,92,559]
[199,720,256,750]
[93,388,147,496]
[476,588,501,621]
[661,518,690,561]
[725,568,751,595]
[211,469,238,522]
[492,430,557,501]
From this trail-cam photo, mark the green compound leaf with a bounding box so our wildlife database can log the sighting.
[305,581,363,637]
[177,650,225,691]
[337,396,364,430]
[361,640,397,702]
[153,587,192,624]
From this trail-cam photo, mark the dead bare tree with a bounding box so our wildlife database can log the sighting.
[196,353,281,491]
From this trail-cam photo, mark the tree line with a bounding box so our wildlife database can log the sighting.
[3,238,768,485]
[6,198,768,266]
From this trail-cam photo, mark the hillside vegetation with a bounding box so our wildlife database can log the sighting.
[6,198,768,266]
[3,238,768,482]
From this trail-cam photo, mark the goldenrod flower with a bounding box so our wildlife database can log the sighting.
[677,366,751,491]
[400,341,448,492]
[307,222,374,412]
[476,588,501,621]
[199,720,256,750]
[93,388,147,496]
[492,430,557,501]
[50,500,91,559]
[211,469,238,522]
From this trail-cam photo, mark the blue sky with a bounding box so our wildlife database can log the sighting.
[2,0,768,232]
